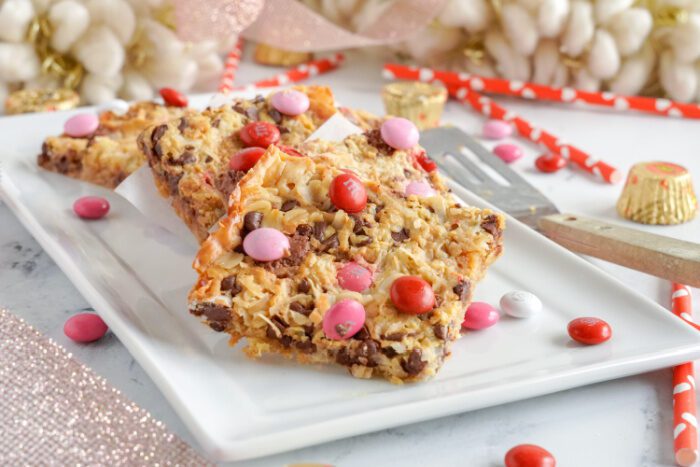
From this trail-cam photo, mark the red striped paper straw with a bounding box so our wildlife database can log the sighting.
[448,85,622,184]
[218,38,244,93]
[671,283,698,467]
[248,53,345,89]
[383,63,700,119]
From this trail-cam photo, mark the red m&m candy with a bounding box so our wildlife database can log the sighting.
[329,173,367,213]
[568,317,612,345]
[239,121,280,148]
[229,147,266,171]
[276,145,305,157]
[73,196,110,220]
[390,276,435,315]
[505,444,556,467]
[64,313,108,343]
[535,153,567,173]
[159,87,188,107]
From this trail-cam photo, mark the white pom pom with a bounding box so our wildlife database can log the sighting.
[399,25,462,63]
[587,30,620,79]
[80,72,123,104]
[533,39,561,84]
[119,70,153,101]
[608,44,655,96]
[85,0,136,45]
[48,0,90,53]
[538,0,569,38]
[669,14,700,64]
[660,50,697,101]
[73,26,125,78]
[594,0,633,24]
[502,3,539,56]
[485,30,531,81]
[551,62,569,87]
[0,0,34,43]
[0,43,39,81]
[438,0,493,33]
[144,56,198,90]
[352,0,392,32]
[561,1,595,58]
[573,67,601,91]
[191,43,224,91]
[606,8,653,57]
[463,57,497,77]
[319,0,363,24]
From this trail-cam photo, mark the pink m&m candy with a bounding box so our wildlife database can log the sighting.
[73,196,110,220]
[380,117,419,150]
[64,313,108,343]
[243,227,290,262]
[322,299,366,340]
[405,180,436,197]
[271,89,309,116]
[337,262,372,292]
[483,119,512,140]
[64,113,99,137]
[493,143,523,164]
[462,301,500,330]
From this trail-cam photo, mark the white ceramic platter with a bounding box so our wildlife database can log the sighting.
[2,96,699,462]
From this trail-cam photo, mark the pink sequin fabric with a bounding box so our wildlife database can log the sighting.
[0,309,211,465]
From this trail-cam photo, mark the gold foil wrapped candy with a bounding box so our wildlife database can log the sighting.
[253,43,312,66]
[381,81,447,129]
[5,88,80,115]
[617,161,697,225]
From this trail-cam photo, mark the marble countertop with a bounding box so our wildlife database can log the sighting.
[2,52,700,466]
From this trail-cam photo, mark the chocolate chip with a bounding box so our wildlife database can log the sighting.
[216,170,245,198]
[481,214,501,237]
[280,200,298,212]
[295,340,316,353]
[205,156,213,163]
[211,117,221,128]
[296,224,313,237]
[401,349,427,376]
[384,332,405,341]
[453,280,471,301]
[170,151,196,165]
[268,107,282,124]
[433,324,447,340]
[193,303,230,327]
[232,103,246,116]
[381,346,398,358]
[243,211,263,232]
[352,327,370,340]
[297,278,311,294]
[289,301,311,316]
[263,233,310,278]
[178,118,187,133]
[303,324,315,336]
[253,95,265,104]
[245,106,259,121]
[209,321,226,332]
[353,237,372,247]
[313,222,326,241]
[277,125,290,134]
[280,335,293,347]
[356,339,378,359]
[335,348,354,366]
[321,234,339,252]
[352,215,369,235]
[271,315,288,329]
[391,228,409,243]
[220,275,241,295]
[365,128,394,154]
[165,172,183,196]
[151,124,168,145]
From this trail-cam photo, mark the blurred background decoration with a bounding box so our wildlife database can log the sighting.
[1,0,700,113]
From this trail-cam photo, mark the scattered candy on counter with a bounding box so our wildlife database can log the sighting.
[405,180,436,197]
[271,89,310,116]
[159,87,189,108]
[462,301,500,330]
[500,291,542,319]
[64,113,99,138]
[493,143,524,164]
[380,117,420,150]
[229,147,266,171]
[240,121,281,148]
[504,444,556,467]
[567,317,612,345]
[73,196,110,220]
[337,262,373,292]
[242,227,290,262]
[535,153,567,174]
[482,119,513,140]
[390,276,435,315]
[64,313,109,343]
[329,173,368,213]
[322,299,366,340]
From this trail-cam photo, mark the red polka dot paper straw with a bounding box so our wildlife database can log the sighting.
[218,38,244,93]
[671,283,698,467]
[383,63,700,120]
[448,85,622,184]
[250,53,345,89]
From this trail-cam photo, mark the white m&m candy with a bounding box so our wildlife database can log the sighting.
[500,291,542,318]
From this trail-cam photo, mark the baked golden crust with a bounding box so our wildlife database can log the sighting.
[37,101,187,188]
[189,145,504,383]
[137,85,337,242]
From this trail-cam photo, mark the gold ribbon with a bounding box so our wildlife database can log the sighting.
[26,15,83,89]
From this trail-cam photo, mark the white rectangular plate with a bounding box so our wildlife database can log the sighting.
[2,99,700,462]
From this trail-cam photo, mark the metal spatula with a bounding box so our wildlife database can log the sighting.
[421,127,700,287]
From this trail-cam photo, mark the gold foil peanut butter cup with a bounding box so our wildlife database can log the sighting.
[5,88,80,115]
[617,161,697,225]
[381,81,447,130]
[253,43,313,67]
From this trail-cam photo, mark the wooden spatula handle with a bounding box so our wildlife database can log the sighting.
[538,213,700,287]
